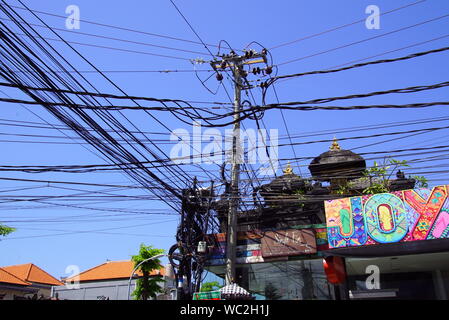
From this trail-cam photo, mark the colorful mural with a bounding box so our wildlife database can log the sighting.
[206,231,264,266]
[325,185,449,249]
[206,227,328,266]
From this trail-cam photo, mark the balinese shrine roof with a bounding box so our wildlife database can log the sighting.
[308,137,366,180]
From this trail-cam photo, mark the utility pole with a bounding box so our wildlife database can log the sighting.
[226,60,242,285]
[169,179,214,300]
[211,50,268,285]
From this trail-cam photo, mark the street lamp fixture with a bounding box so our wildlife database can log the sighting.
[127,253,166,300]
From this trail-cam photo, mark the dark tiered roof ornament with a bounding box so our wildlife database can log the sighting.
[389,169,416,191]
[283,162,294,175]
[308,137,366,181]
[258,162,308,207]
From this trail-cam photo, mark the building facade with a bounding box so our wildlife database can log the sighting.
[206,139,449,300]
[0,263,63,300]
[52,260,175,300]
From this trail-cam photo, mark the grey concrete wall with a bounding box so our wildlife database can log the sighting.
[53,278,175,300]
[0,287,34,300]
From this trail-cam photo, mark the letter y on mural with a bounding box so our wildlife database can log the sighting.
[403,186,449,240]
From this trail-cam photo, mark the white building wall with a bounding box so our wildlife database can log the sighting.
[53,277,175,300]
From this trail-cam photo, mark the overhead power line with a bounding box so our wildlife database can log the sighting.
[270,46,449,82]
[326,34,449,70]
[2,219,178,241]
[0,81,231,106]
[2,29,196,61]
[276,13,449,66]
[1,0,219,206]
[7,69,214,74]
[7,3,224,49]
[261,82,449,108]
[269,0,426,50]
[169,0,216,59]
[0,17,209,56]
[3,97,445,115]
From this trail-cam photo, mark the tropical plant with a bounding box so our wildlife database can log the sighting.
[200,281,222,292]
[335,184,350,196]
[412,175,429,188]
[131,244,165,300]
[0,224,15,237]
[363,158,427,194]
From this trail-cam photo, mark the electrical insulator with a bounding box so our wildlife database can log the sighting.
[220,60,227,69]
[177,277,183,288]
[262,48,267,55]
[216,73,223,81]
[197,241,207,253]
[252,67,261,75]
[266,66,273,75]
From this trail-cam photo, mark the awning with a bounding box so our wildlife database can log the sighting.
[219,283,253,300]
[323,238,449,258]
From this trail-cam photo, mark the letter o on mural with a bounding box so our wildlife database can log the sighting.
[364,193,408,243]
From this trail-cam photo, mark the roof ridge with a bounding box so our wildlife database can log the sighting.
[1,263,63,285]
[63,260,165,282]
[1,262,32,268]
[0,267,31,286]
[28,264,63,285]
[26,263,33,280]
[65,261,109,282]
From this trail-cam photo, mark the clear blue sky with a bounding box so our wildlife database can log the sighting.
[0,0,448,281]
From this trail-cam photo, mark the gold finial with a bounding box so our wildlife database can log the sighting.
[330,136,341,151]
[283,162,293,175]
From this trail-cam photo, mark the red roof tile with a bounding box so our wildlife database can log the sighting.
[65,260,165,282]
[2,263,63,286]
[0,267,31,286]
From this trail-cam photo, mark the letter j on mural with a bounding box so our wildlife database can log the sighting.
[324,185,449,249]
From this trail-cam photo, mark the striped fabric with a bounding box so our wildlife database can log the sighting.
[220,283,251,296]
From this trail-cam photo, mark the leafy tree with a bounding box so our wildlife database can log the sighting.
[335,158,428,196]
[131,244,165,300]
[335,184,350,196]
[264,282,282,300]
[362,159,393,194]
[362,158,427,194]
[200,281,222,292]
[0,224,15,237]
[412,175,429,188]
